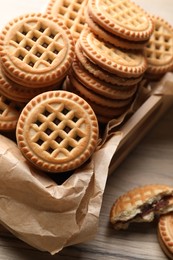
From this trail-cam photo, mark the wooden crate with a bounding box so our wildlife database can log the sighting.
[109,93,173,174]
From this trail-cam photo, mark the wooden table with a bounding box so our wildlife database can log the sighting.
[1,104,173,259]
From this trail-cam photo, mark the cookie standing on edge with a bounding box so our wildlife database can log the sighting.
[46,0,88,41]
[144,16,173,79]
[0,13,75,88]
[16,90,99,173]
[158,213,173,260]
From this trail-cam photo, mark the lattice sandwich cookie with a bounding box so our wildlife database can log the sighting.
[75,41,143,86]
[46,0,88,41]
[84,7,148,50]
[0,94,23,131]
[16,90,99,173]
[79,27,147,78]
[0,13,75,88]
[0,66,62,103]
[110,184,173,230]
[144,16,173,79]
[87,0,154,42]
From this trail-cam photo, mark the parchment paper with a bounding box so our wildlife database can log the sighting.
[0,131,122,254]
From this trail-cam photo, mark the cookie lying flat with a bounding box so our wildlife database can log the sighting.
[87,0,154,41]
[158,212,173,260]
[75,41,143,86]
[110,184,173,230]
[84,6,148,50]
[79,27,147,78]
[16,90,99,173]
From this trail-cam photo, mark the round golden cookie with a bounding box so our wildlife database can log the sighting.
[0,66,62,103]
[84,7,148,50]
[75,41,143,86]
[87,0,154,41]
[16,90,99,173]
[46,0,88,41]
[0,94,23,131]
[158,214,173,260]
[79,26,147,78]
[0,13,75,88]
[144,16,173,78]
[71,57,138,99]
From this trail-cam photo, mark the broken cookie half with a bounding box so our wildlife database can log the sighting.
[110,184,173,230]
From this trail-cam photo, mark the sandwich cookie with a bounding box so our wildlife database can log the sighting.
[110,184,173,230]
[0,13,75,88]
[46,0,88,41]
[16,90,99,173]
[144,16,173,79]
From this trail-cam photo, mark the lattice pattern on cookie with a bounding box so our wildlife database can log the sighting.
[100,0,146,29]
[9,22,65,69]
[46,0,88,40]
[0,13,75,87]
[144,16,173,74]
[85,7,147,50]
[30,103,87,158]
[16,91,98,172]
[88,0,154,41]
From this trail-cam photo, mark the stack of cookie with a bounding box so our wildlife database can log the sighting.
[65,30,147,123]
[63,0,155,123]
[0,13,75,104]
